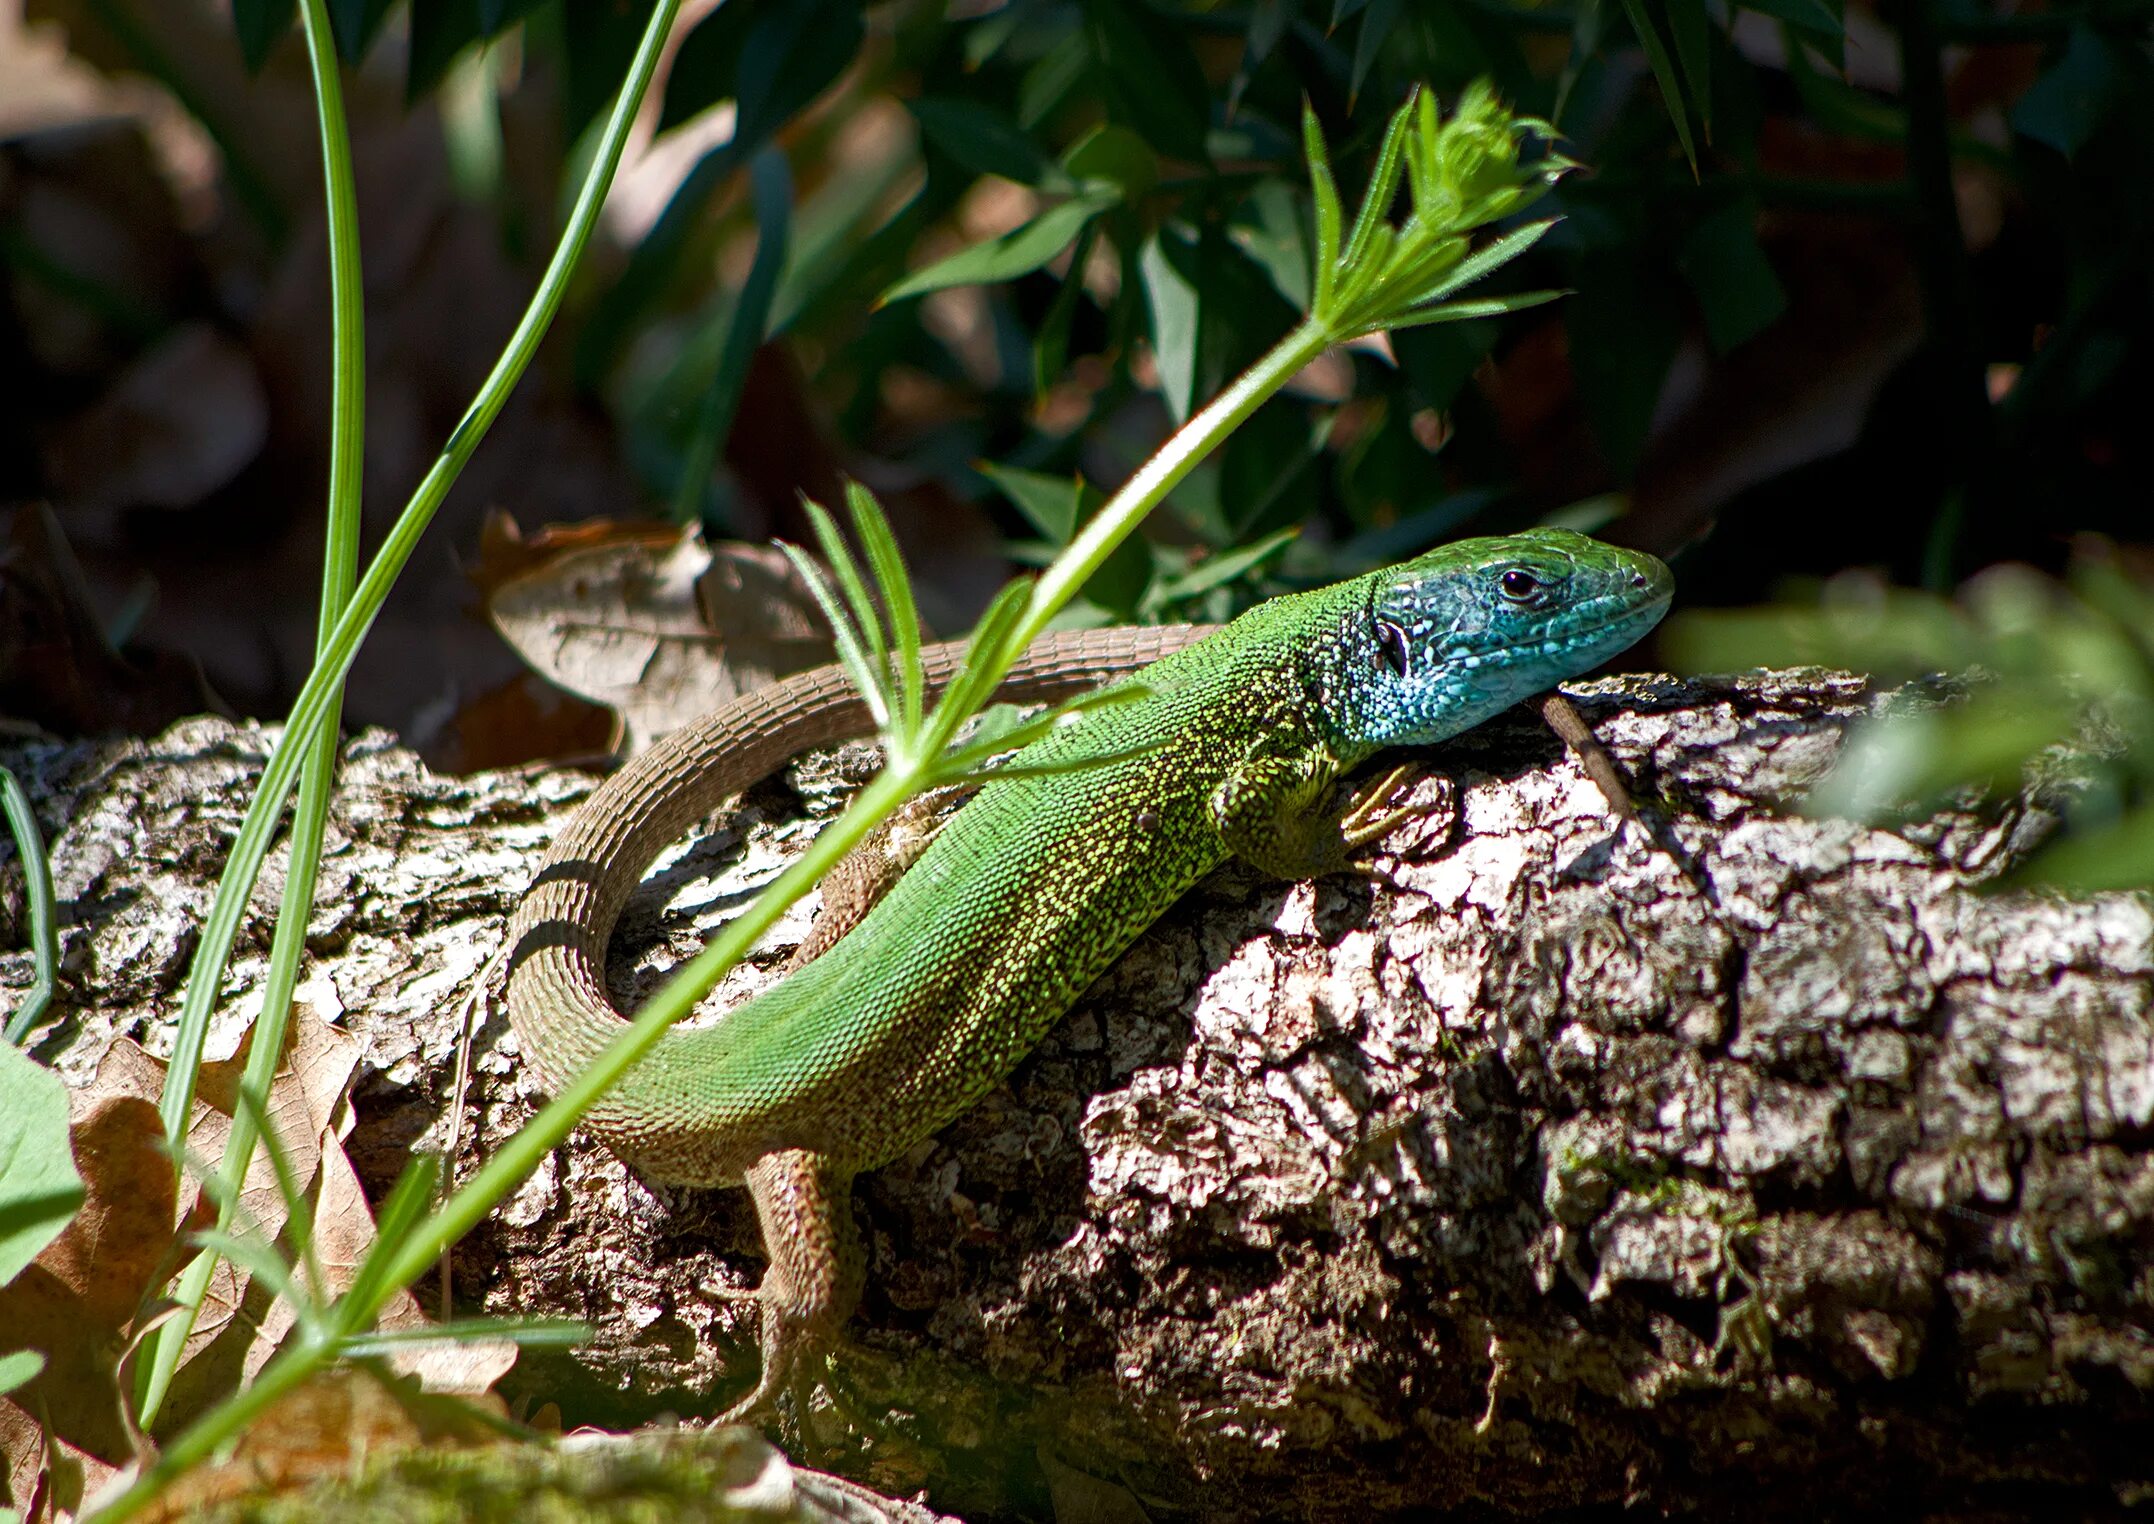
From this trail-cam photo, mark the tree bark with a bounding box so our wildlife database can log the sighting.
[3,672,2149,1521]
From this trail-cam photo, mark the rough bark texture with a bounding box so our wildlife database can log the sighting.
[4,673,2150,1522]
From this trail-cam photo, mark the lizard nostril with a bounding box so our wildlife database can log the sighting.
[1630,572,1650,589]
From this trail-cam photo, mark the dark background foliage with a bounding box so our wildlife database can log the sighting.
[3,0,2149,751]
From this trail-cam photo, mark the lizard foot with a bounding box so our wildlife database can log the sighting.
[1339,761,1425,852]
[710,1149,864,1445]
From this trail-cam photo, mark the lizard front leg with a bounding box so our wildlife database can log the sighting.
[1209,743,1425,880]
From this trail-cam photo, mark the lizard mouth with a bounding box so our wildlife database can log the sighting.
[1456,572,1672,673]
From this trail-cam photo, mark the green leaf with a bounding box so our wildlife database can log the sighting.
[562,0,654,142]
[1342,91,1417,273]
[1062,123,1159,201]
[936,686,1166,785]
[232,0,295,72]
[1083,0,1213,163]
[1017,23,1091,128]
[408,0,544,99]
[0,1349,43,1399]
[671,148,791,525]
[2015,803,2154,894]
[805,498,892,696]
[1416,219,1558,307]
[1350,0,1404,100]
[1677,199,1787,352]
[1665,0,1713,141]
[2011,27,2123,161]
[974,465,1149,616]
[661,0,863,141]
[340,1317,588,1355]
[938,578,1033,723]
[1232,178,1313,313]
[1150,527,1300,604]
[408,0,484,102]
[1217,399,1331,541]
[848,482,923,734]
[1390,289,1565,327]
[1034,222,1098,394]
[910,98,1055,185]
[0,1043,82,1289]
[1139,229,1203,424]
[1303,104,1344,315]
[191,1229,305,1316]
[880,193,1111,303]
[326,0,398,62]
[1734,0,1843,39]
[1244,0,1294,72]
[1618,0,1700,172]
[2,768,56,1047]
[338,1153,439,1325]
[977,463,1081,543]
[1784,39,1907,142]
[1804,692,2076,823]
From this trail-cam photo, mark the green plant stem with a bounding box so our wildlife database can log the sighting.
[359,311,1337,1305]
[135,0,367,1430]
[101,310,1347,1513]
[1,768,57,1046]
[1019,317,1328,653]
[88,7,683,1520]
[94,78,1535,1515]
[94,1327,332,1523]
[149,0,683,1176]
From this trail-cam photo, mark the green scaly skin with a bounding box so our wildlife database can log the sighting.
[504,528,1672,1419]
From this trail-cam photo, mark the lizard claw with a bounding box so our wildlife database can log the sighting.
[1340,763,1427,852]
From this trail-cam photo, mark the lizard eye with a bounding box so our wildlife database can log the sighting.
[1498,568,1544,604]
[1374,619,1411,677]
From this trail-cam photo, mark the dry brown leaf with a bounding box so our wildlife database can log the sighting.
[0,998,499,1495]
[41,324,268,514]
[383,1338,520,1398]
[11,1008,430,1428]
[0,1397,118,1524]
[0,1095,171,1469]
[479,513,835,754]
[31,1097,177,1335]
[434,670,615,774]
[0,504,216,737]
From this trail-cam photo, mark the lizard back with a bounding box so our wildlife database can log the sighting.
[584,591,1351,1183]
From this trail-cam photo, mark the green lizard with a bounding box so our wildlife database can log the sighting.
[504,528,1672,1419]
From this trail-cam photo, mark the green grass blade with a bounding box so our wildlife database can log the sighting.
[847,483,923,741]
[669,147,792,525]
[1341,90,1417,273]
[807,498,891,679]
[135,0,367,1425]
[1617,0,1700,172]
[1301,102,1343,314]
[929,578,1032,742]
[0,768,57,1046]
[337,1318,588,1356]
[1416,219,1559,305]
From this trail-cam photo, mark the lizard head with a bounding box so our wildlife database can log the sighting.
[1340,528,1672,749]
